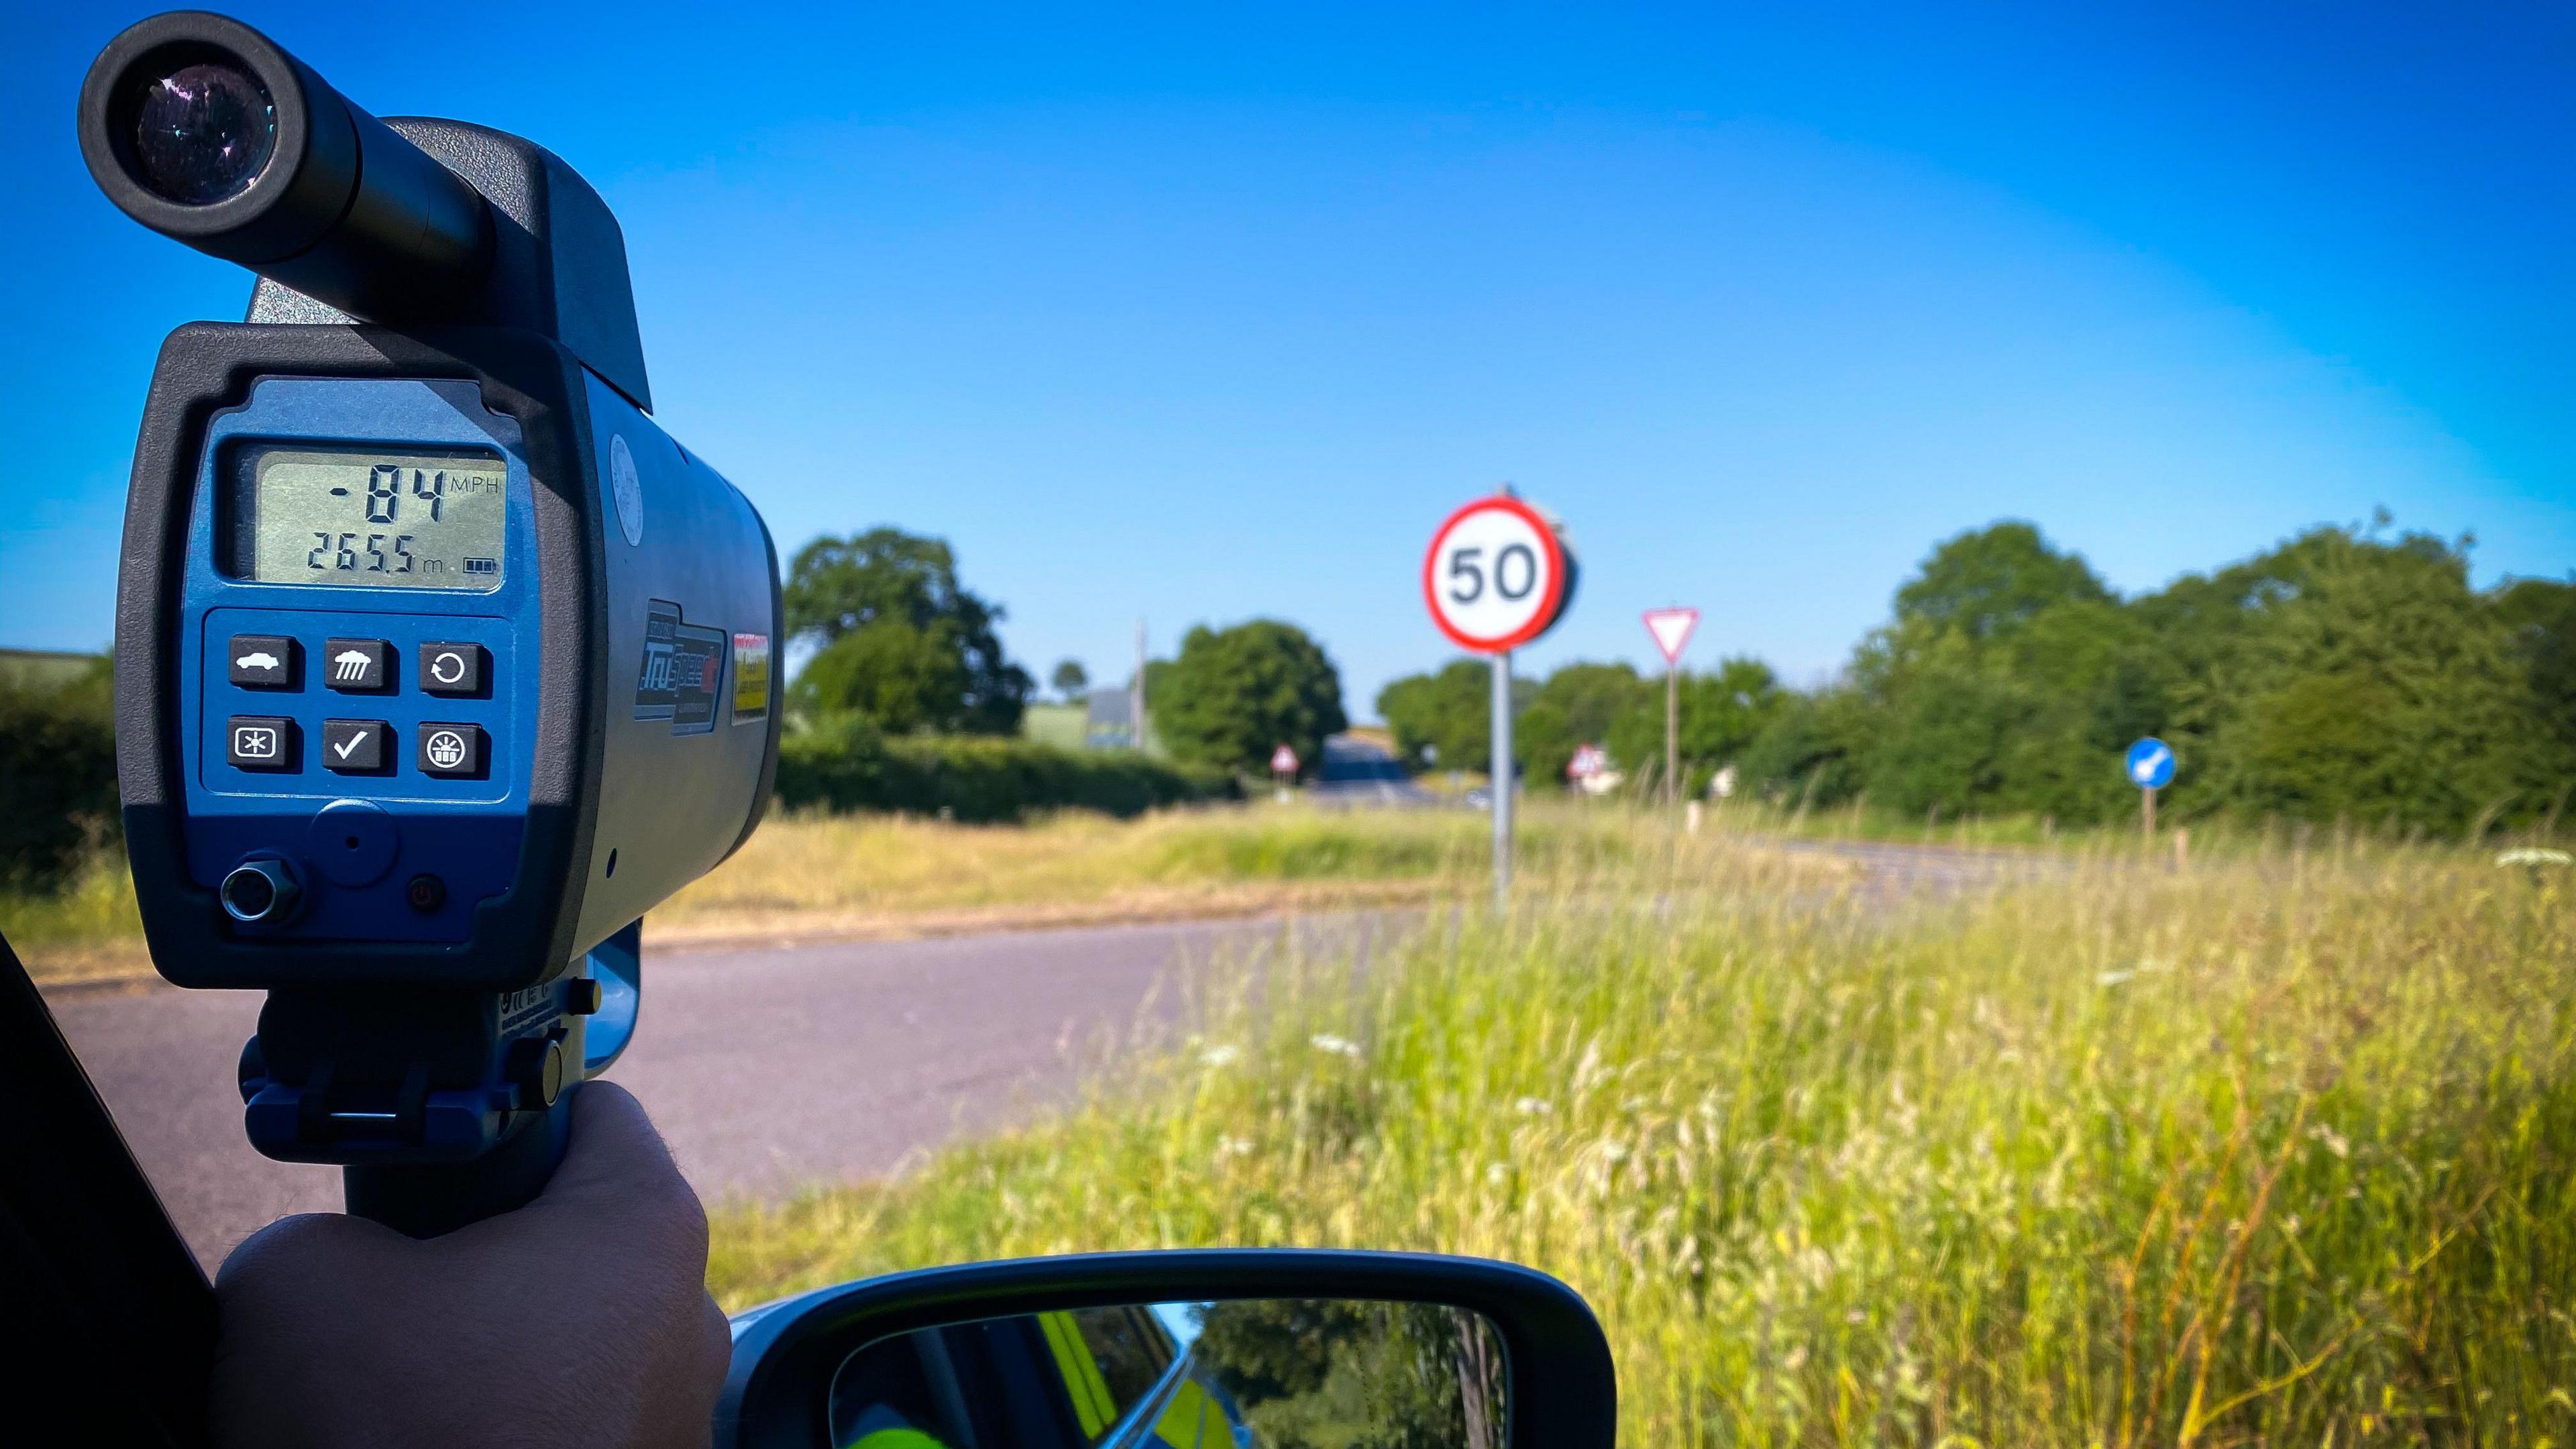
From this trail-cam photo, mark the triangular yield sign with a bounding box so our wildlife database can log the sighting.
[1642,607,1699,664]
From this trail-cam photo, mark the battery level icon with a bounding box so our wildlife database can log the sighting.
[463,557,499,576]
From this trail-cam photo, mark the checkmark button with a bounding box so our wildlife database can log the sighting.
[321,719,388,774]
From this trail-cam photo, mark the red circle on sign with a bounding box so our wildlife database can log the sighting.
[1421,495,1570,654]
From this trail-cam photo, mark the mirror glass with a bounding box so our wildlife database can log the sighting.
[828,1297,1507,1449]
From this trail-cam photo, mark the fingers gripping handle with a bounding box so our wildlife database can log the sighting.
[342,1092,574,1236]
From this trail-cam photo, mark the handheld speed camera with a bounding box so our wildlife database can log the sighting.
[81,12,782,1234]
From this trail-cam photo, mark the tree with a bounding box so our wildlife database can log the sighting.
[1896,521,2111,641]
[1514,661,1650,786]
[0,654,117,888]
[1852,624,2027,816]
[792,623,978,735]
[1603,656,1785,794]
[1194,1299,1505,1449]
[1739,685,1872,806]
[1377,661,1494,773]
[782,528,1030,734]
[1050,658,1089,703]
[2195,528,2567,831]
[1147,620,1348,778]
[2497,576,2576,766]
[1738,515,2576,837]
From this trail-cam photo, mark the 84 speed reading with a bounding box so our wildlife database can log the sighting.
[1422,495,1572,653]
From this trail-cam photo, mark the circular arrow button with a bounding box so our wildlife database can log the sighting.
[417,641,486,696]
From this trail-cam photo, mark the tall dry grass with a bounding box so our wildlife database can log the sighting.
[649,802,1649,941]
[6,802,1652,973]
[708,836,2576,1446]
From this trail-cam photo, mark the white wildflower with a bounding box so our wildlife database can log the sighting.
[1309,1033,1361,1059]
[1515,1097,1553,1116]
[1199,1044,1242,1069]
[2097,969,2135,987]
[1218,1135,1254,1159]
[2498,847,2573,868]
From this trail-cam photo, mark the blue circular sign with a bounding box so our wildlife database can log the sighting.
[2125,737,2176,790]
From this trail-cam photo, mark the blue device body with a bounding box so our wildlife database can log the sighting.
[181,377,538,946]
[116,324,781,1179]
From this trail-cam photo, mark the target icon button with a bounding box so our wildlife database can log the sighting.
[414,722,486,779]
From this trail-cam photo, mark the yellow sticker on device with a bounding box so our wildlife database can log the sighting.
[731,633,771,722]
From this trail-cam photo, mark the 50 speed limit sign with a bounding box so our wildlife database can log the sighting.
[1422,494,1576,653]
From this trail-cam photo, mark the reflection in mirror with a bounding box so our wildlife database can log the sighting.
[827,1298,1508,1449]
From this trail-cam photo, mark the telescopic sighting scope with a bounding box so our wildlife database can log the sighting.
[81,11,782,1235]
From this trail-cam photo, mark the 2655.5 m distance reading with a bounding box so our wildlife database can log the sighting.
[227,446,507,592]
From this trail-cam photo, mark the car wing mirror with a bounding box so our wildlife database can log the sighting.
[717,1248,1616,1449]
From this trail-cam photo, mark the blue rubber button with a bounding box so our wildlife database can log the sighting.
[307,798,399,888]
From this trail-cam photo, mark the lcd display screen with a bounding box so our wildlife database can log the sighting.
[225,446,506,590]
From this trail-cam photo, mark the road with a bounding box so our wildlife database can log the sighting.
[1311,733,1440,805]
[48,916,1377,1272]
[43,837,2032,1273]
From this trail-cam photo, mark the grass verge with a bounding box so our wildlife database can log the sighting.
[647,802,1647,946]
[707,838,2576,1446]
[0,853,146,981]
[6,801,1689,978]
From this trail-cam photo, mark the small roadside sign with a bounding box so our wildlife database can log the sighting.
[1642,607,1698,664]
[2127,737,2175,838]
[2127,738,2175,790]
[1270,744,1299,776]
[1566,743,1608,780]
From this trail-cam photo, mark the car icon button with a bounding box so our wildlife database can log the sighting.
[227,716,299,771]
[228,635,298,689]
[419,641,486,696]
[321,638,391,692]
[415,722,486,778]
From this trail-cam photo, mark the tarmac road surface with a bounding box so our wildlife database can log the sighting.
[1311,733,1440,805]
[47,916,1362,1273]
[42,836,2033,1273]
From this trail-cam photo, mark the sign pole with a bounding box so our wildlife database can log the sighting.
[2125,737,2176,845]
[1492,647,1513,904]
[1664,661,1679,808]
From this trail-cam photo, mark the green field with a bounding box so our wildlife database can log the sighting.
[707,834,2576,1446]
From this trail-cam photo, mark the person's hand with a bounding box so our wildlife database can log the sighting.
[209,1082,732,1449]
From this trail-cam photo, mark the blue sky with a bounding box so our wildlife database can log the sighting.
[5,3,2569,714]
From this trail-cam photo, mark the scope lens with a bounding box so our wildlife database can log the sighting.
[127,58,275,205]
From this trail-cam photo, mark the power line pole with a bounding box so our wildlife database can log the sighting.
[1132,618,1148,753]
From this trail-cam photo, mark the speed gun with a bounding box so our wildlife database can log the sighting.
[80,12,782,1234]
